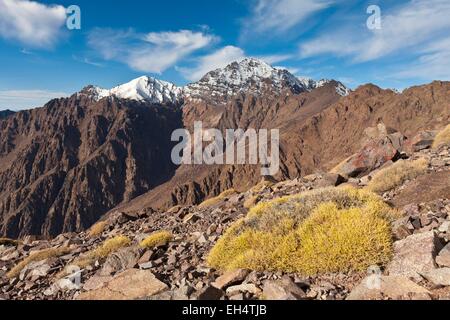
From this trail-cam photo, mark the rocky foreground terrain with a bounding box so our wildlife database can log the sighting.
[0,125,449,300]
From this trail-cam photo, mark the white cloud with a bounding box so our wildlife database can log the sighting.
[0,89,68,110]
[180,46,246,81]
[300,0,450,63]
[242,0,333,38]
[88,29,217,74]
[0,0,66,48]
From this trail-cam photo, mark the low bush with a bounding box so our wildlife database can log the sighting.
[7,247,71,279]
[367,158,428,193]
[140,231,173,249]
[207,187,397,275]
[72,235,131,269]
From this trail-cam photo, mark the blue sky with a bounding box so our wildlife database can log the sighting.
[1,0,450,110]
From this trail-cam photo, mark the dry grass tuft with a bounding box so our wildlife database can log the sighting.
[244,195,261,209]
[72,236,131,269]
[7,247,71,279]
[367,158,428,193]
[208,187,397,275]
[433,124,450,149]
[249,180,274,193]
[140,231,173,249]
[87,221,108,237]
[198,189,237,208]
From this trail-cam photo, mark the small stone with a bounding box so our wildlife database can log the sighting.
[439,221,450,233]
[421,268,450,286]
[100,247,141,276]
[229,293,244,300]
[226,283,261,296]
[77,269,168,300]
[212,269,249,289]
[138,262,154,270]
[436,243,450,267]
[138,250,154,264]
[392,217,413,240]
[83,275,113,291]
[347,275,430,300]
[262,277,306,300]
[183,213,200,224]
[196,286,224,300]
[387,231,442,281]
[410,218,422,230]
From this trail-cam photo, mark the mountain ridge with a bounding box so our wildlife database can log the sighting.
[0,57,448,238]
[79,58,349,105]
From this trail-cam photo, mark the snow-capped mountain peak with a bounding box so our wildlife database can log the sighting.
[184,58,307,99]
[79,58,350,105]
[81,76,182,105]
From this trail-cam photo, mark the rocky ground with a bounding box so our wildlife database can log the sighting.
[0,128,449,301]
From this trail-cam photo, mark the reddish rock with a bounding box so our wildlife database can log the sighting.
[404,131,437,154]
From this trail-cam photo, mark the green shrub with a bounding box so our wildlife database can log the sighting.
[208,187,396,275]
[367,158,428,193]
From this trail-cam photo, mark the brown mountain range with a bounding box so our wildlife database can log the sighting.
[119,81,450,213]
[0,62,449,238]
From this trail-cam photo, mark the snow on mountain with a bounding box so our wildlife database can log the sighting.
[184,58,309,99]
[82,76,183,105]
[80,58,350,104]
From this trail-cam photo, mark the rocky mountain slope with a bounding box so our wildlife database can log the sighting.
[0,126,448,300]
[0,95,182,238]
[0,110,15,120]
[120,81,450,212]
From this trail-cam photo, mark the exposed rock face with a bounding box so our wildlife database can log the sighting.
[262,277,306,300]
[76,269,168,300]
[387,231,442,281]
[404,131,438,154]
[0,142,448,300]
[0,96,182,238]
[347,275,431,300]
[332,135,401,178]
[0,110,15,120]
[120,81,450,212]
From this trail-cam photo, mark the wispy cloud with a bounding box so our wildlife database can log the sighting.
[0,89,68,110]
[299,0,450,80]
[0,0,66,48]
[179,45,246,81]
[241,0,333,39]
[88,29,217,74]
[20,48,34,55]
[72,55,104,67]
[392,37,450,80]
